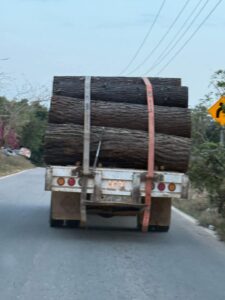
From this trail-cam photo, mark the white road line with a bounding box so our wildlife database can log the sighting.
[0,168,36,180]
[172,206,218,238]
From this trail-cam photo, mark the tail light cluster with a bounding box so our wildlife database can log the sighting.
[56,177,176,192]
[152,182,176,192]
[57,177,77,187]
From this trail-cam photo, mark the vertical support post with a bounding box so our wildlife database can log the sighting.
[220,126,224,146]
[132,173,141,204]
[83,76,91,175]
[142,77,155,233]
[80,76,91,227]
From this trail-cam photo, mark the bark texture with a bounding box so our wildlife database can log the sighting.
[44,124,191,172]
[53,76,188,108]
[49,96,191,137]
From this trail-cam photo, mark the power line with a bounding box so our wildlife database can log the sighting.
[118,0,167,75]
[126,0,191,75]
[156,0,224,75]
[144,0,207,74]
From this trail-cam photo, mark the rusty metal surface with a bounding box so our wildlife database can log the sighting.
[51,191,81,220]
[181,175,189,199]
[131,173,141,204]
[45,167,52,190]
[46,166,185,198]
[149,197,171,226]
[91,171,102,202]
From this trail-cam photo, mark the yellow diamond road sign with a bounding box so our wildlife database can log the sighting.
[208,96,225,126]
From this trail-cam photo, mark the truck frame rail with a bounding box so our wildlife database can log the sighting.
[46,166,188,201]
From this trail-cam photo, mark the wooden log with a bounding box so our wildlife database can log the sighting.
[49,96,191,137]
[53,76,188,108]
[44,124,191,172]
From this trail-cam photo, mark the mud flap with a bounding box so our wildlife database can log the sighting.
[50,192,81,221]
[149,197,171,227]
[137,198,171,231]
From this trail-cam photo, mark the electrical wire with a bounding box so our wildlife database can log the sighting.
[156,0,223,75]
[143,0,207,74]
[118,0,167,75]
[126,0,191,75]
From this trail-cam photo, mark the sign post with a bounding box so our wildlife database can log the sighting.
[220,126,225,146]
[208,96,225,146]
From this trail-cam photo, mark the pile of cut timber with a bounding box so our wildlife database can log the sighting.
[44,76,191,172]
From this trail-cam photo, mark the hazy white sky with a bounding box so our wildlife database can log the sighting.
[0,0,225,107]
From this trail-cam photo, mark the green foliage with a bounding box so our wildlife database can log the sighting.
[191,104,220,145]
[0,96,48,164]
[190,70,225,215]
[0,153,33,176]
[189,143,225,214]
[20,102,48,164]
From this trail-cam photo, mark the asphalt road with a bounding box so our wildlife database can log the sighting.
[0,168,225,300]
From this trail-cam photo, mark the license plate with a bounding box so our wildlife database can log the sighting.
[107,180,126,190]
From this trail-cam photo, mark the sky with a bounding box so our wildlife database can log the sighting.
[0,0,225,107]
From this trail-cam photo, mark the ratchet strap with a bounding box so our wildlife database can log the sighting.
[142,77,155,232]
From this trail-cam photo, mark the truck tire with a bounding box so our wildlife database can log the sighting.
[136,216,170,232]
[66,220,80,228]
[148,225,170,232]
[137,214,142,230]
[50,218,64,228]
[49,197,63,227]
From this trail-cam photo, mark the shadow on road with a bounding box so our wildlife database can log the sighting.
[0,202,173,246]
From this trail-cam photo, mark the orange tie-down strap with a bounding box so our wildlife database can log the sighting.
[142,77,155,233]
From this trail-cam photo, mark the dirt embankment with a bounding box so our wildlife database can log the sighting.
[173,190,225,241]
[0,153,34,177]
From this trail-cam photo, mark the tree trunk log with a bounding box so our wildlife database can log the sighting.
[44,124,191,172]
[53,76,188,108]
[49,96,191,137]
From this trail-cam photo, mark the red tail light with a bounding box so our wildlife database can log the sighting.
[68,178,76,186]
[158,182,165,191]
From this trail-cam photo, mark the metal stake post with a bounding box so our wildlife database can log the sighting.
[80,76,91,227]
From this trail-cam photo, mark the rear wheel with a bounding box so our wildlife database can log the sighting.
[137,214,142,230]
[50,218,64,228]
[66,220,80,228]
[148,225,170,232]
[136,216,170,232]
[49,200,63,227]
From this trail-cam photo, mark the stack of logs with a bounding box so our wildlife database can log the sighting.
[44,76,191,172]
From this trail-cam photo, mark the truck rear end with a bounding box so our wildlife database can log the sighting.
[44,76,191,232]
[45,166,188,231]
